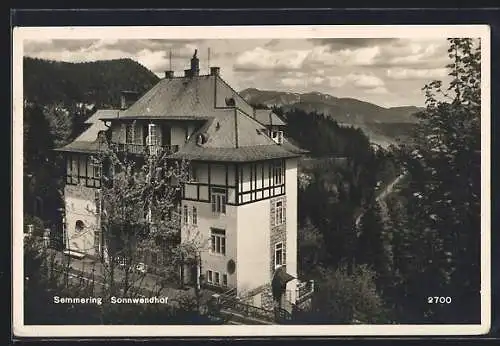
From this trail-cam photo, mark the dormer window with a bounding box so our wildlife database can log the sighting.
[271,130,283,144]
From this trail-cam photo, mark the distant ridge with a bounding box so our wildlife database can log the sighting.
[240,88,423,147]
[240,88,422,124]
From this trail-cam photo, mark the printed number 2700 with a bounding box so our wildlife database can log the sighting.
[427,296,452,304]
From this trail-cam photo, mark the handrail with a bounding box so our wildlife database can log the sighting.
[111,143,180,155]
[219,296,275,322]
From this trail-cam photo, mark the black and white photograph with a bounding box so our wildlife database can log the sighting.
[12,25,490,337]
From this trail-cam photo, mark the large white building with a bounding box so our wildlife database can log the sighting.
[56,52,312,312]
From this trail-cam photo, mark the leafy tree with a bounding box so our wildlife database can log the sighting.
[43,104,73,147]
[394,38,481,322]
[304,264,389,324]
[297,219,327,279]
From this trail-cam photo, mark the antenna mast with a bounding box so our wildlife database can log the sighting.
[208,47,211,71]
[169,49,172,71]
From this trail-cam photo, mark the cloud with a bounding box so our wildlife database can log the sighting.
[306,45,381,67]
[386,67,449,80]
[264,39,280,48]
[345,73,385,89]
[96,39,200,56]
[278,72,385,91]
[24,39,99,54]
[365,86,389,94]
[234,47,309,71]
[310,38,398,49]
[305,38,449,69]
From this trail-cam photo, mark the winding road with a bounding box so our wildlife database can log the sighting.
[354,172,406,228]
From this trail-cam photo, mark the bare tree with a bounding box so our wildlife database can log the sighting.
[90,134,207,313]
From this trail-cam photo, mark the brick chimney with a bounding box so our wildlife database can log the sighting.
[190,49,200,76]
[210,66,220,76]
[165,70,174,79]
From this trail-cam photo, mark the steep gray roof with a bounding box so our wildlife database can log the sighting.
[168,108,302,162]
[254,109,287,126]
[56,72,306,162]
[117,74,255,119]
[54,109,117,153]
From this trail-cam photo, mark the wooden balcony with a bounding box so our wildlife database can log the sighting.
[111,143,180,156]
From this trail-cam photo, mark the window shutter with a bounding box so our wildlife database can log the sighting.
[270,200,275,228]
[282,197,286,225]
[147,124,153,146]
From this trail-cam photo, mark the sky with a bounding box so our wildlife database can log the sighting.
[23,37,455,108]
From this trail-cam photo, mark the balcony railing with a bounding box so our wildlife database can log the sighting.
[296,280,315,304]
[111,143,180,156]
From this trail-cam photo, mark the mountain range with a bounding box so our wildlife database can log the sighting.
[240,88,423,147]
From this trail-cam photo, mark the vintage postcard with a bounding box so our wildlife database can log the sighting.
[12,24,491,337]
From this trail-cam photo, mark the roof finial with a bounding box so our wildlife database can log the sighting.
[193,49,198,58]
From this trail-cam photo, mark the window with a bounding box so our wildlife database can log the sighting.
[275,200,284,226]
[148,123,159,155]
[273,161,283,185]
[183,205,188,225]
[147,123,159,145]
[192,206,197,225]
[214,272,220,285]
[189,166,198,182]
[89,159,101,179]
[75,220,84,233]
[222,274,228,287]
[207,270,213,283]
[211,187,227,214]
[275,242,284,268]
[271,198,286,227]
[210,229,226,255]
[271,130,283,144]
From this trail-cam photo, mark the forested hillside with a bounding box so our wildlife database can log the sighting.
[23,57,160,107]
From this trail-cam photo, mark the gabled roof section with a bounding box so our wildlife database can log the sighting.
[84,109,120,124]
[117,74,257,120]
[168,108,302,162]
[254,109,287,126]
[55,109,113,153]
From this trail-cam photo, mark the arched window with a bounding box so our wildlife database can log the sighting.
[75,220,84,232]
